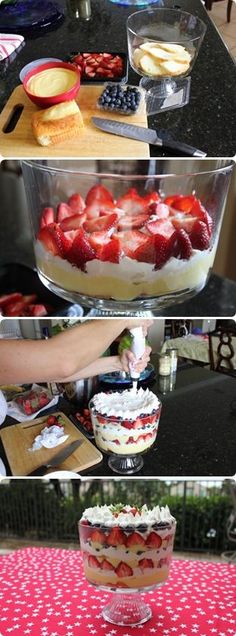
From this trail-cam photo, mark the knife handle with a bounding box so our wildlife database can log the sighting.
[158,139,206,157]
[27,465,48,477]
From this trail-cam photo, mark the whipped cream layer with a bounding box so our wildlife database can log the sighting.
[35,239,216,302]
[91,387,160,419]
[81,503,175,526]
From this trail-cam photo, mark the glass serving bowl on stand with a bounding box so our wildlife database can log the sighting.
[127,8,206,113]
[21,159,233,316]
[89,394,162,474]
[78,511,176,625]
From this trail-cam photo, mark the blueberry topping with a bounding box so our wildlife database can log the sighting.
[136,524,148,533]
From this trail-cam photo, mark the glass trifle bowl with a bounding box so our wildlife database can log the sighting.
[89,386,162,474]
[21,159,233,314]
[127,8,206,112]
[79,503,176,625]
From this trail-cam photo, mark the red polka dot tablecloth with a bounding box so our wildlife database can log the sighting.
[0,548,235,636]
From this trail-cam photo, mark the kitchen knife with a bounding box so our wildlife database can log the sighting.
[92,116,206,157]
[27,439,83,476]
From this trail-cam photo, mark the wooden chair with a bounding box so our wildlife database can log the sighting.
[208,325,236,375]
[205,0,233,23]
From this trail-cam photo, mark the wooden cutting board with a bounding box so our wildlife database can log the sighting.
[0,411,103,476]
[0,84,149,158]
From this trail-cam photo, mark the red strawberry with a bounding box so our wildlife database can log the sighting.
[38,223,70,257]
[99,203,117,216]
[143,191,161,206]
[107,526,126,547]
[117,190,146,215]
[67,230,96,270]
[117,230,150,260]
[97,236,121,264]
[146,532,162,548]
[126,532,146,548]
[175,229,193,260]
[67,193,85,214]
[148,202,170,219]
[56,202,74,223]
[191,200,213,234]
[171,215,198,233]
[85,184,113,206]
[88,555,101,569]
[89,230,110,249]
[83,213,118,234]
[146,219,175,238]
[47,415,58,426]
[118,214,149,231]
[115,562,133,577]
[170,195,197,214]
[133,235,155,264]
[101,559,114,571]
[0,293,23,308]
[90,529,106,545]
[5,301,28,317]
[40,206,54,228]
[190,220,211,250]
[153,234,172,270]
[27,304,48,317]
[121,421,134,430]
[60,213,87,232]
[139,558,154,570]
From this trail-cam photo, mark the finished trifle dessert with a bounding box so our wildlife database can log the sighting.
[79,503,176,625]
[89,387,161,473]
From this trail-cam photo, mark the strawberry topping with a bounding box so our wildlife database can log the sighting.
[115,562,133,577]
[67,230,96,270]
[83,213,118,234]
[38,223,70,257]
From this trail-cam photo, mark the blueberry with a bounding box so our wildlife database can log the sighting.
[124,526,134,533]
[137,524,148,533]
[105,96,111,103]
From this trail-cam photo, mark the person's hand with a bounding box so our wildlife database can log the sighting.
[123,319,153,336]
[120,345,152,374]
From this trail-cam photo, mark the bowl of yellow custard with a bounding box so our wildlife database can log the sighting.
[23,61,81,107]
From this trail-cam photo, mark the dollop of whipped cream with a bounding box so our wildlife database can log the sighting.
[81,504,175,527]
[29,425,69,451]
[92,387,160,419]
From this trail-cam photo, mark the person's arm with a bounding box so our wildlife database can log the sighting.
[0,318,153,384]
[61,345,152,381]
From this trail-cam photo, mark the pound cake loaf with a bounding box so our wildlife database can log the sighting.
[32,100,84,146]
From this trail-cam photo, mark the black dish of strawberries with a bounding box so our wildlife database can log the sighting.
[70,51,127,82]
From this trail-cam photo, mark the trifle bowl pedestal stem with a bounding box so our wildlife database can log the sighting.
[108,453,144,474]
[140,76,191,113]
[102,590,152,626]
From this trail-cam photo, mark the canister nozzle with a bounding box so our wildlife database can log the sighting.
[129,327,146,380]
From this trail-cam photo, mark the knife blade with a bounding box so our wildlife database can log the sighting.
[27,439,83,476]
[92,116,206,157]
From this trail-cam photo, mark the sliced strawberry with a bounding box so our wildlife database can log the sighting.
[102,53,113,60]
[144,191,161,206]
[99,203,117,216]
[84,203,101,219]
[89,230,111,251]
[126,532,146,549]
[133,235,156,264]
[4,301,28,317]
[67,230,96,270]
[170,195,197,214]
[174,229,192,259]
[139,558,154,570]
[107,526,126,547]
[171,214,198,233]
[83,213,117,234]
[40,206,55,228]
[153,234,173,270]
[0,293,23,308]
[97,236,121,264]
[148,202,170,219]
[68,193,85,214]
[26,304,48,317]
[146,219,175,238]
[56,202,74,223]
[90,529,106,545]
[88,555,101,569]
[190,220,211,250]
[38,223,70,257]
[191,200,213,234]
[118,214,149,231]
[115,562,133,577]
[101,559,114,571]
[85,184,113,206]
[117,191,146,215]
[60,213,87,232]
[146,531,162,548]
[86,70,96,78]
[116,230,149,259]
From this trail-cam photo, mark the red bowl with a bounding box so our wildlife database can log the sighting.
[23,61,81,108]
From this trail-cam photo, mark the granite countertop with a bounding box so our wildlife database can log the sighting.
[1,364,235,476]
[0,0,235,156]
